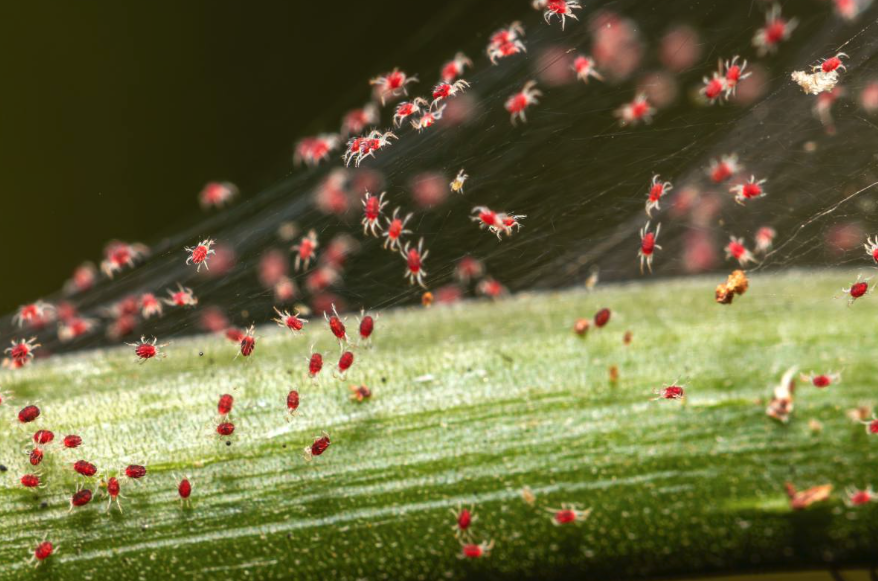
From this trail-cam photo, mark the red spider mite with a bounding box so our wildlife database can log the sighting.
[140,293,163,319]
[723,56,751,97]
[341,103,379,137]
[362,191,388,237]
[639,221,662,274]
[841,275,871,305]
[708,155,740,183]
[273,307,307,333]
[325,304,348,343]
[574,318,590,336]
[239,325,257,358]
[106,476,122,512]
[343,130,397,167]
[184,238,216,272]
[178,477,192,506]
[411,104,445,132]
[125,464,147,479]
[615,94,654,126]
[401,238,429,288]
[337,351,354,374]
[817,53,847,74]
[383,207,413,251]
[350,384,372,402]
[441,52,473,83]
[226,328,245,343]
[129,336,167,361]
[74,460,98,477]
[287,390,300,416]
[431,79,470,109]
[294,134,340,167]
[369,68,418,105]
[487,22,526,64]
[726,236,756,266]
[13,301,54,328]
[33,541,53,562]
[163,283,198,308]
[846,486,876,506]
[654,383,685,400]
[594,308,611,328]
[573,55,603,83]
[101,240,148,278]
[755,226,776,254]
[217,421,236,437]
[70,488,93,508]
[292,230,319,271]
[505,80,542,126]
[358,310,375,343]
[7,338,40,365]
[18,405,41,423]
[546,503,592,525]
[199,181,238,209]
[645,175,672,217]
[218,393,234,416]
[303,432,331,460]
[33,429,54,445]
[540,0,581,30]
[460,540,494,559]
[393,97,428,128]
[753,3,797,56]
[701,73,727,104]
[864,236,878,263]
[309,351,324,378]
[21,474,41,488]
[731,175,767,205]
[451,504,477,537]
[800,371,840,389]
[29,448,43,466]
[63,434,82,449]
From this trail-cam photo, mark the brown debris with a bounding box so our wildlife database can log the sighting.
[715,270,749,305]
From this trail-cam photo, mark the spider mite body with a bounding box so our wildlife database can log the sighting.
[411,104,445,132]
[755,226,776,253]
[125,464,147,479]
[303,432,331,460]
[18,405,41,423]
[594,308,611,328]
[708,154,740,183]
[325,304,348,344]
[74,460,98,477]
[573,55,603,83]
[341,103,379,137]
[401,238,429,288]
[273,307,307,333]
[441,52,473,82]
[21,474,41,488]
[723,56,751,97]
[701,73,727,104]
[184,238,216,272]
[129,336,167,361]
[294,134,340,167]
[801,371,840,389]
[33,541,53,563]
[337,351,354,375]
[33,430,54,445]
[450,169,469,194]
[726,237,756,266]
[70,488,93,508]
[547,503,592,525]
[816,53,848,74]
[14,301,54,328]
[505,81,542,125]
[216,422,235,437]
[7,338,40,365]
[106,476,122,511]
[287,390,300,416]
[29,448,44,466]
[140,293,162,319]
[199,181,238,209]
[101,240,148,278]
[239,325,257,358]
[383,208,413,251]
[370,68,417,104]
[638,221,662,274]
[164,283,198,308]
[653,383,685,400]
[841,274,871,305]
[460,540,494,559]
[645,175,673,217]
[350,384,372,402]
[393,98,427,128]
[863,236,878,263]
[615,94,654,126]
[540,0,581,30]
[63,434,82,449]
[218,393,234,416]
[309,352,324,379]
[431,79,470,109]
[846,486,876,506]
[178,477,192,506]
[451,505,477,538]
[487,22,526,64]
[343,131,397,167]
[358,311,375,345]
[361,191,388,237]
[731,176,767,205]
[753,4,797,55]
[292,230,319,271]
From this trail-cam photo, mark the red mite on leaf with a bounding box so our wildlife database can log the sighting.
[325,304,348,343]
[129,336,167,361]
[286,390,300,416]
[217,422,235,437]
[653,382,686,400]
[308,352,324,379]
[18,404,40,423]
[546,503,592,525]
[178,477,192,506]
[29,448,44,466]
[460,540,494,559]
[273,307,307,333]
[239,325,257,358]
[63,434,82,449]
[184,238,216,272]
[337,351,354,375]
[33,541,53,563]
[21,474,41,488]
[74,460,98,477]
[125,464,147,479]
[106,476,122,512]
[451,505,476,538]
[594,308,611,328]
[33,429,54,445]
[7,337,41,365]
[218,393,234,416]
[304,432,331,460]
[70,488,93,509]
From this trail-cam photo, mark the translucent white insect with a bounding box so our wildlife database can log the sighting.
[163,283,198,308]
[573,55,603,83]
[538,0,581,30]
[614,94,654,126]
[294,134,341,167]
[343,130,397,167]
[383,208,413,251]
[361,191,388,237]
[411,104,445,132]
[450,169,468,194]
[505,80,542,125]
[791,70,840,95]
[13,302,54,328]
[401,238,429,288]
[638,221,662,274]
[431,79,470,109]
[645,175,673,217]
[393,98,427,128]
[185,238,216,272]
[725,236,756,266]
[370,68,418,105]
[291,230,319,271]
[753,3,797,56]
[440,52,473,83]
[730,176,767,205]
[487,22,526,64]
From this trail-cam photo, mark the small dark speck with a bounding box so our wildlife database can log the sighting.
[40,501,48,509]
[466,368,472,372]
[0,464,7,472]
[286,533,292,539]
[226,441,232,447]
[141,524,150,532]
[199,351,204,357]
[381,377,387,383]
[282,444,287,449]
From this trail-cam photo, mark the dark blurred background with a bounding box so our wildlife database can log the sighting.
[0,0,520,314]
